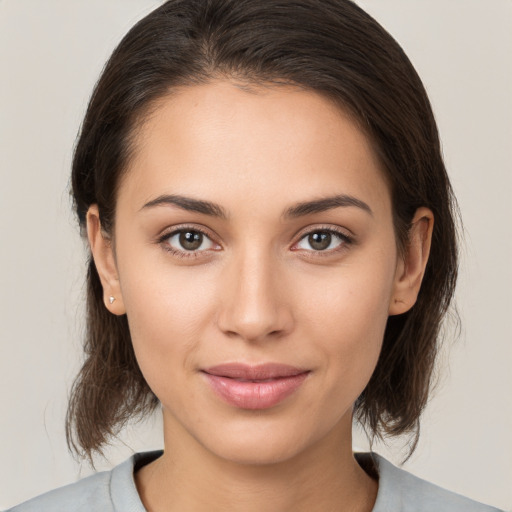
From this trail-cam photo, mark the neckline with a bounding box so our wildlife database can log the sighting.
[111,450,388,512]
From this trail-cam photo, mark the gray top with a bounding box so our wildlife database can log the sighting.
[7,451,503,511]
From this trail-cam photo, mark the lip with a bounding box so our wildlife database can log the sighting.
[202,363,310,410]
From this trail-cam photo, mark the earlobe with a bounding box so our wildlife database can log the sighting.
[389,207,434,316]
[86,205,126,315]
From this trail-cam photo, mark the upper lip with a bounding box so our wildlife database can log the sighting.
[202,363,309,380]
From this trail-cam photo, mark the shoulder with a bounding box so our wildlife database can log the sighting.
[356,453,504,512]
[6,470,113,512]
[6,451,162,512]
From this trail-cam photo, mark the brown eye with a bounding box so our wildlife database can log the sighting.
[164,229,217,254]
[295,229,348,252]
[308,232,332,251]
[179,231,203,251]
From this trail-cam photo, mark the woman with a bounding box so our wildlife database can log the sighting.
[7,0,504,510]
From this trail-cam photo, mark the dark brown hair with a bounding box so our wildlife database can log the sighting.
[67,0,458,460]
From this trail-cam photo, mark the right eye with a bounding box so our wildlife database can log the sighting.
[160,228,220,258]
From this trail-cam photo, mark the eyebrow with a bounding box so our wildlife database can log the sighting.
[283,194,373,218]
[141,193,372,219]
[141,194,228,218]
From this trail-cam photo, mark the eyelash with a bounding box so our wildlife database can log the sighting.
[292,226,354,257]
[157,225,354,260]
[157,225,218,259]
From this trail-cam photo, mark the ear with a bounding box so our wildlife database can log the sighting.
[86,205,126,315]
[389,207,434,316]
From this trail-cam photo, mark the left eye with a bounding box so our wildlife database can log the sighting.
[165,230,217,252]
[295,230,346,251]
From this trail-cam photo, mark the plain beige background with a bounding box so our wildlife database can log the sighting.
[0,0,510,510]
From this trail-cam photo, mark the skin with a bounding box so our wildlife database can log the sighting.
[88,80,433,512]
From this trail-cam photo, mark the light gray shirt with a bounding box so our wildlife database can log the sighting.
[7,451,503,511]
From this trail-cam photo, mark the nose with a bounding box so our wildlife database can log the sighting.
[216,250,294,343]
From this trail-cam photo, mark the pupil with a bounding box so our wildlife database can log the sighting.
[179,231,202,250]
[309,232,331,250]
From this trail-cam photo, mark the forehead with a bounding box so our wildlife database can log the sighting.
[120,80,390,217]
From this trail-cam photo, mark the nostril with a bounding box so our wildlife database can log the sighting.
[215,285,295,341]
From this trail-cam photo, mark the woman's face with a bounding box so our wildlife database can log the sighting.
[92,80,416,465]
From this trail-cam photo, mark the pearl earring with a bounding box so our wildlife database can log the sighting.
[109,296,116,304]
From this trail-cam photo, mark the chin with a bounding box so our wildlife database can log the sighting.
[209,435,305,467]
[196,415,332,468]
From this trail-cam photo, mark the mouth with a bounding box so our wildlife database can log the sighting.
[201,363,310,410]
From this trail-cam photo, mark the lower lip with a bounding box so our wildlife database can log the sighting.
[203,372,309,410]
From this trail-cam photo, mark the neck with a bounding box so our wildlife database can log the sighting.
[136,412,377,512]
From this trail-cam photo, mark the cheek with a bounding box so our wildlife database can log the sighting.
[300,253,395,338]
[116,252,219,383]
[297,251,397,391]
